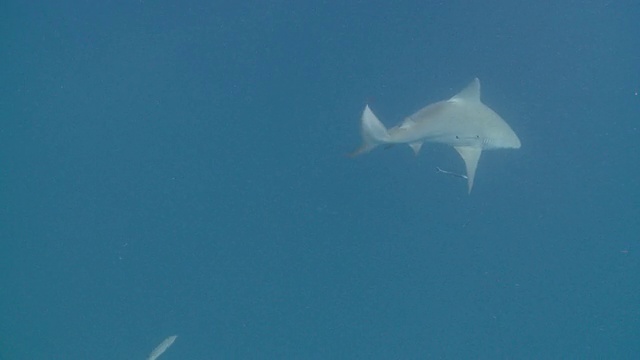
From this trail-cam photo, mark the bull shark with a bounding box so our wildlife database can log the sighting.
[351,78,521,193]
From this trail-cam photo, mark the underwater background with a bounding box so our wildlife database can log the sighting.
[1,1,639,358]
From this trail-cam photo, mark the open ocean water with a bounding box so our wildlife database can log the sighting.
[1,1,639,359]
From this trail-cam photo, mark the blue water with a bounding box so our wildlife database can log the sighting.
[2,1,639,359]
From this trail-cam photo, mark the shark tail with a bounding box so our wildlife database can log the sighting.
[349,105,390,157]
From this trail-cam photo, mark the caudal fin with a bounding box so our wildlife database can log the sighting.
[349,105,389,157]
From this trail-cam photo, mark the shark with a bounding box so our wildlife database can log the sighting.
[351,78,521,193]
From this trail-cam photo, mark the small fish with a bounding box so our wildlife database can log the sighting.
[147,335,177,360]
[436,166,468,179]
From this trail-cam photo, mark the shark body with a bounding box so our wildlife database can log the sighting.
[351,78,521,193]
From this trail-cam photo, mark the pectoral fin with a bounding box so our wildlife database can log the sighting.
[454,146,482,194]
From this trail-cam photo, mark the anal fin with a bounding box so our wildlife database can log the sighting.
[409,142,423,155]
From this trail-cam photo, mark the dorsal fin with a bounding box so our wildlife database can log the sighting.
[450,78,481,103]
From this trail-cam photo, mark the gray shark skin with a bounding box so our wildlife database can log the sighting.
[351,78,521,193]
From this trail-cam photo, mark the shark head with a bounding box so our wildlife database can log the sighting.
[352,78,520,193]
